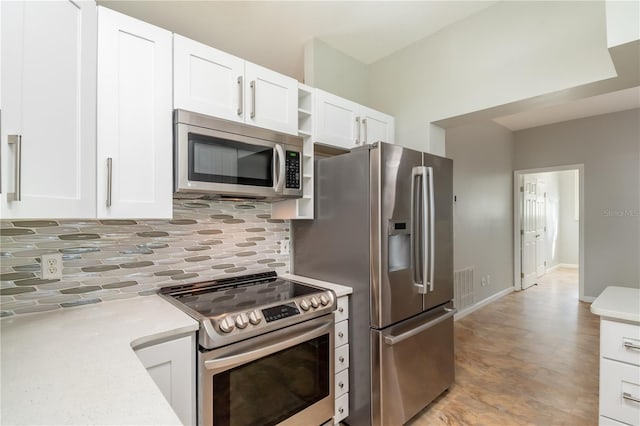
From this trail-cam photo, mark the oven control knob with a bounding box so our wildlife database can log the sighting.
[235,313,249,329]
[299,299,310,311]
[310,297,319,308]
[248,310,262,325]
[219,317,235,333]
[319,295,329,306]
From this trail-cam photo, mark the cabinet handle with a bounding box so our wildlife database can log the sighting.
[338,331,344,338]
[338,382,344,389]
[339,356,345,363]
[362,118,368,144]
[106,157,113,207]
[338,307,344,313]
[7,135,22,202]
[623,340,640,351]
[250,80,256,119]
[355,116,360,145]
[623,392,640,403]
[237,76,243,116]
[338,407,344,414]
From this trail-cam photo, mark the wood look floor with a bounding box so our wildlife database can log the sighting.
[409,268,599,426]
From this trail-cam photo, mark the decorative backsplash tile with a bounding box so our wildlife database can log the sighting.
[0,201,290,317]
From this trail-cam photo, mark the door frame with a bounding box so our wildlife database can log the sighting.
[513,164,585,301]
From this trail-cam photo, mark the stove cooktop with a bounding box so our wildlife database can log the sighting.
[159,272,336,349]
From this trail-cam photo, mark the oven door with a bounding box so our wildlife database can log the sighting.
[199,315,334,426]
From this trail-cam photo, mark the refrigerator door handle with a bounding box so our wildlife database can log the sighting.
[384,307,456,345]
[426,166,435,292]
[411,166,428,294]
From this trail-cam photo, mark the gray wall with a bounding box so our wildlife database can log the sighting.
[446,120,515,302]
[515,109,640,298]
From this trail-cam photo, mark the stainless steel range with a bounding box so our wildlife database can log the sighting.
[160,271,336,426]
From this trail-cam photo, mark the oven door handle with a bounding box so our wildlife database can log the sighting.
[204,319,333,374]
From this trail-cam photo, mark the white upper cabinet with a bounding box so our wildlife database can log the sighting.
[97,7,173,219]
[0,0,97,219]
[173,35,298,135]
[173,34,244,122]
[314,89,394,150]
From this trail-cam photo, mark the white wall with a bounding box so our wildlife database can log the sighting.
[605,0,640,48]
[515,109,640,298]
[367,1,616,154]
[559,170,580,265]
[303,39,370,106]
[446,120,515,302]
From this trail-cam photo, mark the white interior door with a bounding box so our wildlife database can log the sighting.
[521,176,537,289]
[535,180,547,277]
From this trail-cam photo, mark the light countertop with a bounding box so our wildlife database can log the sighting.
[0,295,199,426]
[0,274,352,425]
[591,286,640,323]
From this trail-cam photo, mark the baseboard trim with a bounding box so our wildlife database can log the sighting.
[547,263,579,272]
[454,287,515,321]
[580,296,596,303]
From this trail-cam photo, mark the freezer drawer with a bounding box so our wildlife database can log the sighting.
[371,306,455,426]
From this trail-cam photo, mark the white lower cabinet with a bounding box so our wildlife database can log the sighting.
[334,295,350,424]
[135,334,196,426]
[598,319,640,426]
[97,7,173,219]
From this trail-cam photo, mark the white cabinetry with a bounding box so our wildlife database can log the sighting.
[314,89,394,150]
[97,7,173,219]
[599,319,640,426]
[174,35,298,135]
[334,295,350,424]
[135,334,196,426]
[0,0,97,219]
[271,84,314,220]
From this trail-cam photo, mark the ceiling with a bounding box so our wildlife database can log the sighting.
[98,0,497,80]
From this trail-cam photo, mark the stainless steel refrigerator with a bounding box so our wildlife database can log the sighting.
[292,142,455,426]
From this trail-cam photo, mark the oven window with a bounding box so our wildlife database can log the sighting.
[188,133,273,187]
[212,334,330,426]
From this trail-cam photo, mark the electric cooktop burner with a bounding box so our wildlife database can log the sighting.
[159,271,336,349]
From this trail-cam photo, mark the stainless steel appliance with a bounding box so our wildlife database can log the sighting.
[292,142,455,425]
[160,272,336,426]
[174,110,304,201]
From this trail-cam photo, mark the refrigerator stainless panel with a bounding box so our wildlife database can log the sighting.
[371,143,424,329]
[423,153,454,311]
[371,305,455,426]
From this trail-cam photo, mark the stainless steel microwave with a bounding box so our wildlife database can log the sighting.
[174,110,303,201]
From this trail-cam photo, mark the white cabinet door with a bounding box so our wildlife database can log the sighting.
[244,62,298,135]
[0,0,97,219]
[173,34,244,123]
[97,7,173,219]
[135,335,196,426]
[314,89,360,150]
[362,108,394,145]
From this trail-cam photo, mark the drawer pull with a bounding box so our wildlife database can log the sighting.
[338,307,344,313]
[338,407,344,414]
[339,356,345,363]
[623,392,640,403]
[623,340,640,351]
[338,382,344,388]
[338,332,344,338]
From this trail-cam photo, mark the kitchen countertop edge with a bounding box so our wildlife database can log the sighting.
[590,286,640,324]
[281,273,353,298]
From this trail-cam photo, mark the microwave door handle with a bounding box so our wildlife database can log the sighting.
[426,166,435,292]
[411,166,427,294]
[273,144,285,193]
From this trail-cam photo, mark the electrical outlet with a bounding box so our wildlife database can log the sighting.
[281,240,290,256]
[41,253,63,279]
[481,276,487,287]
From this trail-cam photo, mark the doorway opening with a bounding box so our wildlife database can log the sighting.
[513,165,585,300]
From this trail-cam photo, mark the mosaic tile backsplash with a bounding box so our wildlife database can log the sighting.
[0,201,290,317]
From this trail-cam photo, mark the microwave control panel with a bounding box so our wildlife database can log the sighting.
[285,151,301,189]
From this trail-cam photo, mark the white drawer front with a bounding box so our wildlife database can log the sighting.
[335,297,349,323]
[335,344,349,373]
[602,319,640,366]
[335,368,349,398]
[335,392,349,423]
[335,320,349,348]
[600,358,640,426]
[600,415,633,426]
